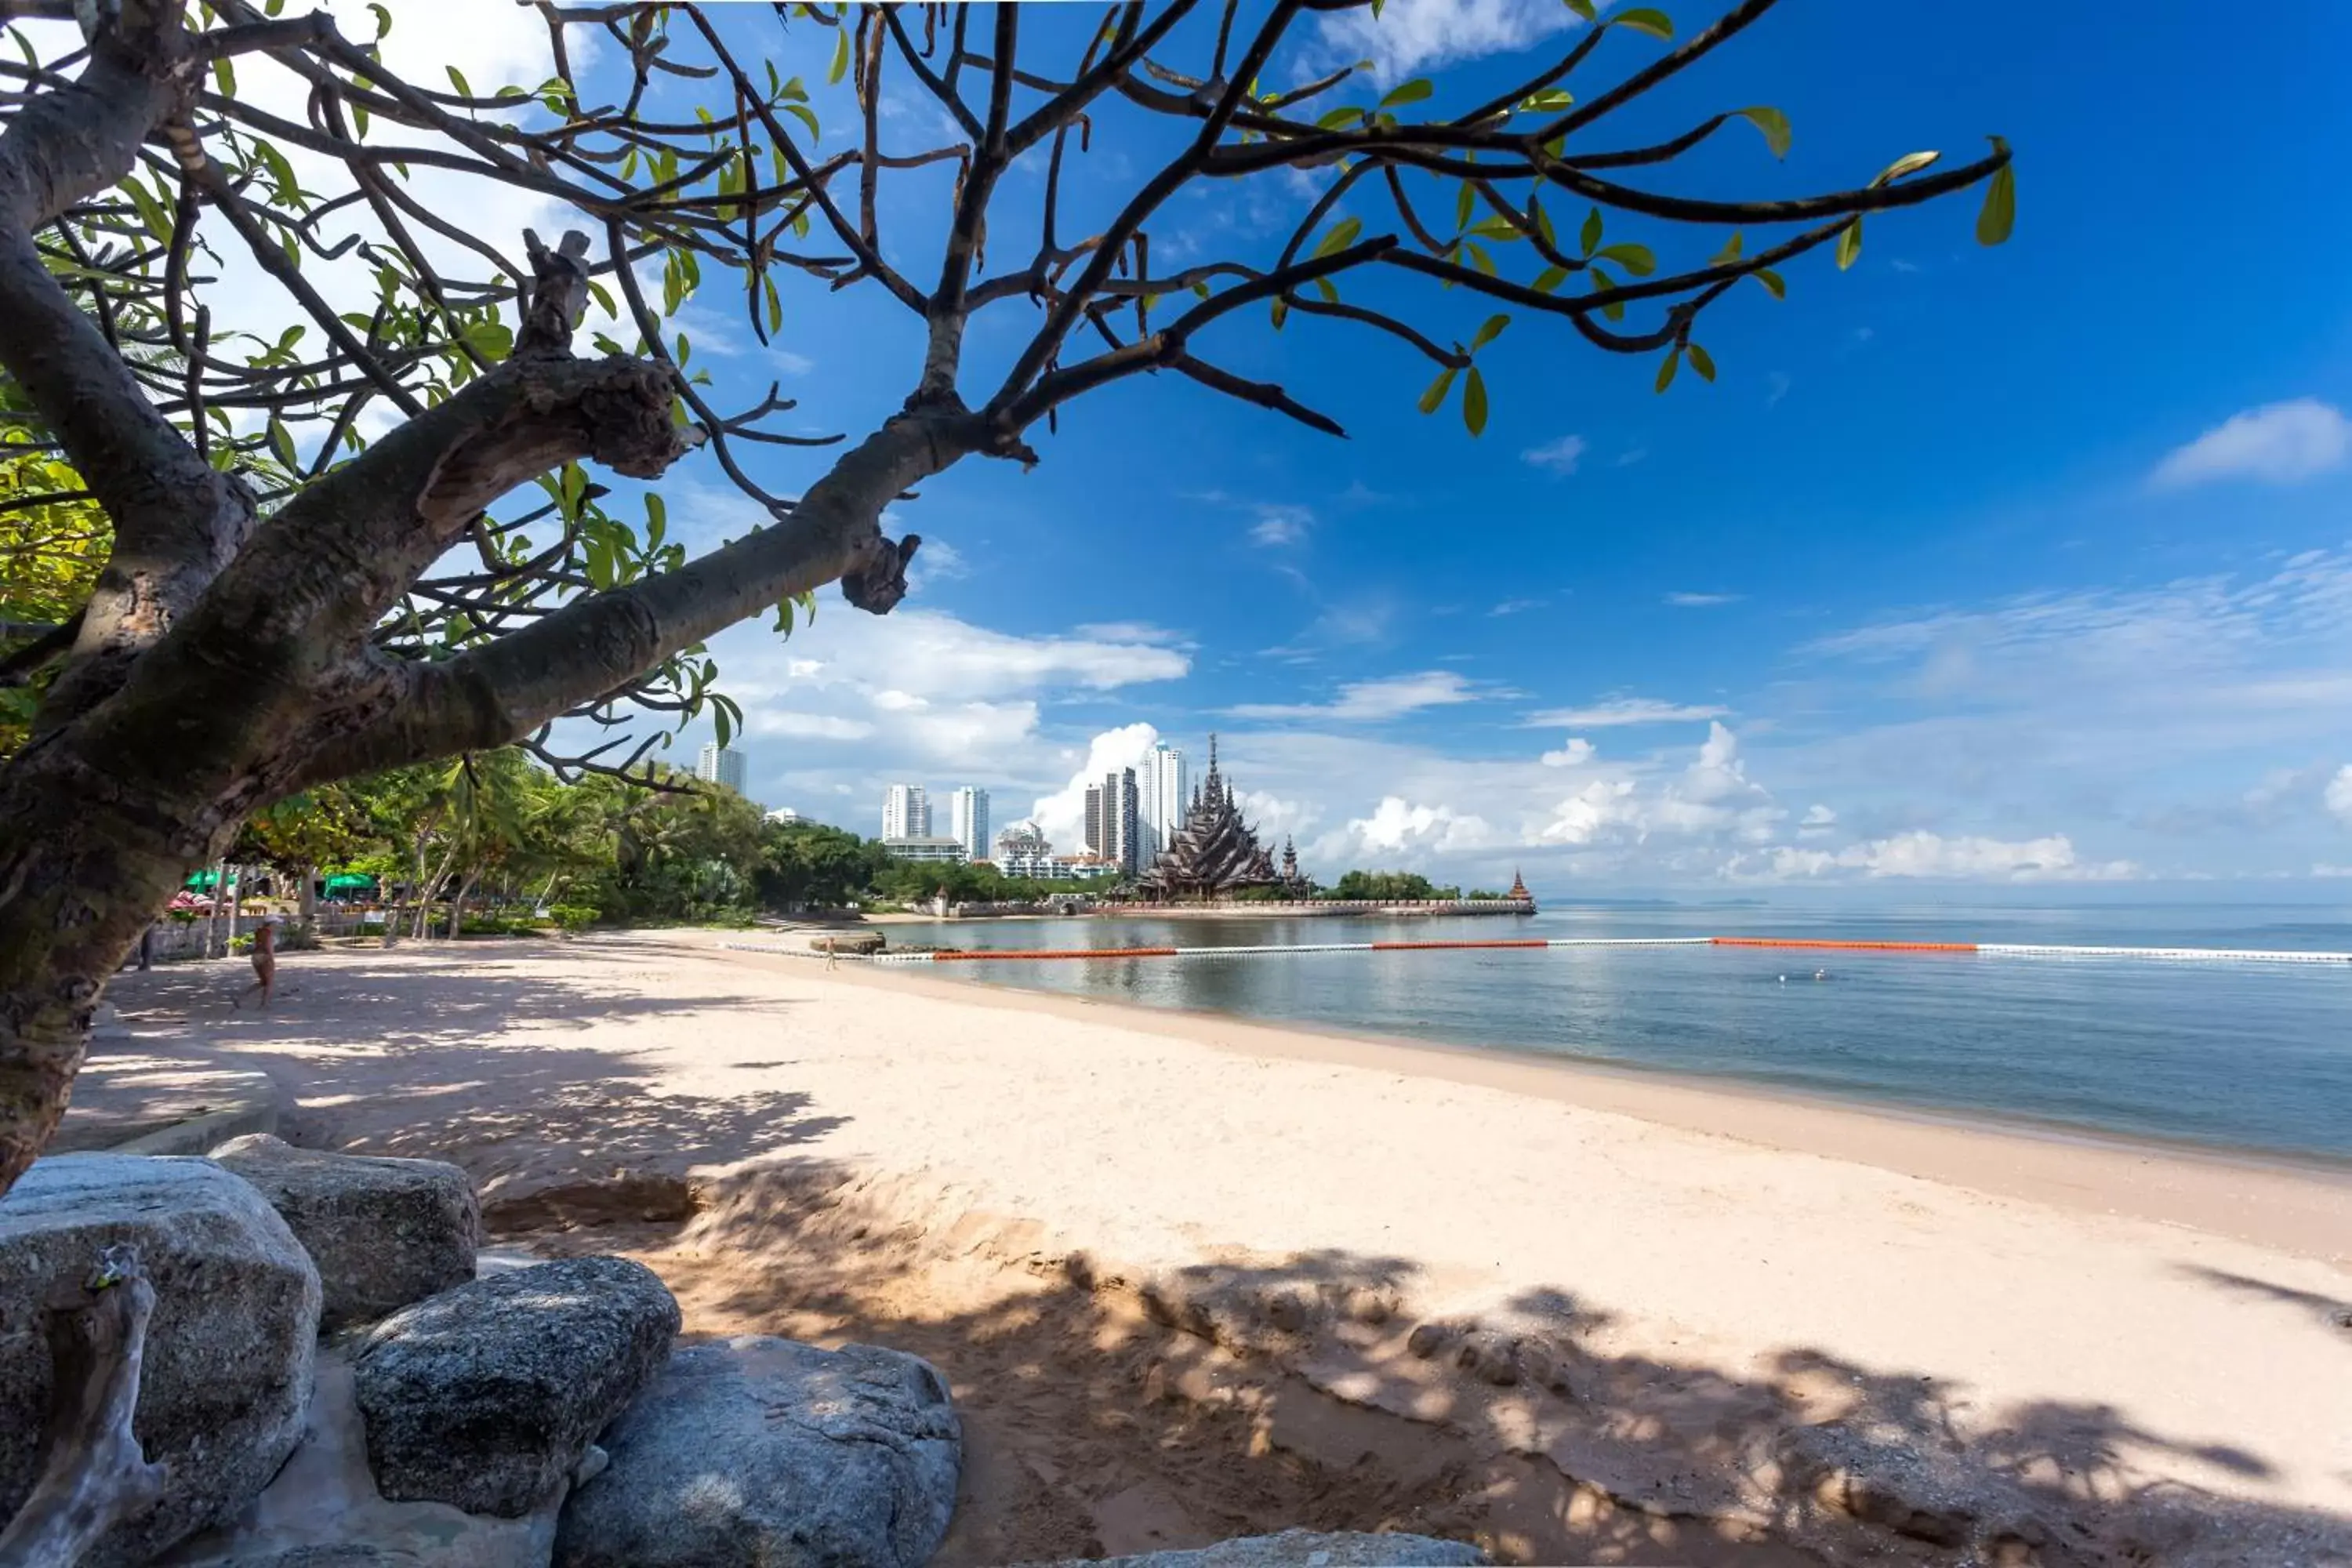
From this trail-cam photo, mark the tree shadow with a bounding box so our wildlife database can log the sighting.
[2177,1263,2352,1329]
[95,951,843,1228]
[515,1157,2352,1568]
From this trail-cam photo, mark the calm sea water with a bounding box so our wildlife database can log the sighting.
[877,903,2352,1163]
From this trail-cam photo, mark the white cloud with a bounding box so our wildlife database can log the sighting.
[1521,434,1586,474]
[1733,833,2136,884]
[1250,504,1314,546]
[1765,372,1792,409]
[746,712,875,741]
[2151,399,2351,488]
[2327,765,2352,826]
[1523,698,1730,728]
[1232,670,1481,722]
[1338,797,1495,857]
[1317,0,1582,82]
[1074,622,1190,646]
[1541,737,1595,768]
[1489,597,1546,617]
[1665,592,1741,608]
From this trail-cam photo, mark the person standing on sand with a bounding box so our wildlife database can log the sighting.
[233,916,281,1011]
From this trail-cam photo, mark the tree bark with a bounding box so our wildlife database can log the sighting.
[0,1246,168,1567]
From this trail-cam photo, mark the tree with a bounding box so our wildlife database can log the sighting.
[0,0,2013,1197]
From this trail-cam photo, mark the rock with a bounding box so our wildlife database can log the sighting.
[0,1155,321,1567]
[212,1134,480,1330]
[554,1336,960,1568]
[352,1255,679,1518]
[1014,1530,1489,1567]
[157,1350,564,1568]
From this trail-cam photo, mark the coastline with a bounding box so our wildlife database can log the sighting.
[718,935,2352,1259]
[102,935,2352,1562]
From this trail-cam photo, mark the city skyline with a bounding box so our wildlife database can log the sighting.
[695,742,747,797]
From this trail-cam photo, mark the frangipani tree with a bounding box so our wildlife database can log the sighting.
[0,0,2012,1207]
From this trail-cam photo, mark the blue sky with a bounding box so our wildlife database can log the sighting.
[155,0,2352,893]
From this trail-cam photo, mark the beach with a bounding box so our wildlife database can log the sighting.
[97,933,2352,1565]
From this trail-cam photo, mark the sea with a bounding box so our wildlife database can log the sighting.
[873,902,2352,1166]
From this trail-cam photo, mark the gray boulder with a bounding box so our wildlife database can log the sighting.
[212,1134,479,1330]
[0,1155,321,1566]
[554,1336,960,1568]
[352,1255,678,1518]
[1017,1534,1488,1568]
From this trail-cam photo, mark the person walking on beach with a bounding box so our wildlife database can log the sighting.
[234,916,281,1011]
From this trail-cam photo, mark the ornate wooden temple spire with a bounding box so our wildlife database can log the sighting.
[1508,867,1533,902]
[1137,736,1286,898]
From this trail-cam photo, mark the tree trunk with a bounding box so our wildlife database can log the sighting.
[446,869,479,940]
[205,859,227,959]
[226,862,245,950]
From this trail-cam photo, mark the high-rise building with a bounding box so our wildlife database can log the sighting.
[1105,768,1140,874]
[949,786,990,864]
[883,782,929,840]
[1083,785,1103,855]
[1138,742,1188,861]
[696,742,747,794]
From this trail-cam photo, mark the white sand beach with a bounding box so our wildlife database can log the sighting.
[94,933,2352,1566]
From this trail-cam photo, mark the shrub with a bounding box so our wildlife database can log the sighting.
[546,904,600,932]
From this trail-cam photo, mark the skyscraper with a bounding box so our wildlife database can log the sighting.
[696,742,747,794]
[949,786,990,864]
[1083,785,1103,855]
[1138,742,1188,859]
[882,782,929,839]
[1105,768,1140,874]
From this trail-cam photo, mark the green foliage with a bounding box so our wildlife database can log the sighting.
[546,903,601,933]
[1327,869,1462,901]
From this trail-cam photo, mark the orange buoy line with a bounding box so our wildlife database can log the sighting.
[1710,937,1980,954]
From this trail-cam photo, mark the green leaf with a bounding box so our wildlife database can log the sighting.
[771,597,793,637]
[1471,313,1510,350]
[1711,230,1744,265]
[266,416,296,470]
[1595,241,1654,277]
[123,177,172,244]
[764,274,783,332]
[1530,196,1556,250]
[1735,106,1791,159]
[1531,265,1569,295]
[1462,239,1497,276]
[1519,88,1573,114]
[1563,0,1598,20]
[367,2,391,38]
[1316,106,1364,130]
[1417,366,1457,416]
[1311,216,1363,259]
[1311,276,1339,303]
[1579,205,1602,258]
[1753,267,1785,299]
[212,56,234,97]
[1611,7,1674,39]
[1835,218,1862,270]
[1654,347,1680,394]
[1976,149,2016,246]
[1869,149,1940,188]
[1455,180,1476,232]
[1462,367,1489,436]
[1588,263,1624,321]
[1687,343,1715,382]
[828,27,850,85]
[1378,78,1433,109]
[1271,296,1289,330]
[1466,217,1525,242]
[783,102,820,140]
[644,492,666,544]
[445,64,471,98]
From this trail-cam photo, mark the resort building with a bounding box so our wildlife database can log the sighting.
[764,807,801,825]
[695,742,747,794]
[993,821,1056,880]
[880,836,965,864]
[883,782,930,840]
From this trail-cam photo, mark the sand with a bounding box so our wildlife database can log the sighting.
[94,932,2352,1566]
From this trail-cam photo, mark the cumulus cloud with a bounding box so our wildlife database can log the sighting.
[1523,698,1730,728]
[1541,737,1595,768]
[1733,833,2136,883]
[1232,670,1481,722]
[1334,797,1495,858]
[2328,765,2352,826]
[1521,434,1587,474]
[2151,399,2351,488]
[1316,0,1582,82]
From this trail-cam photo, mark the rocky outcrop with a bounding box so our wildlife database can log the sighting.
[1015,1532,1489,1568]
[0,1155,321,1566]
[554,1336,960,1568]
[212,1134,479,1330]
[350,1255,678,1518]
